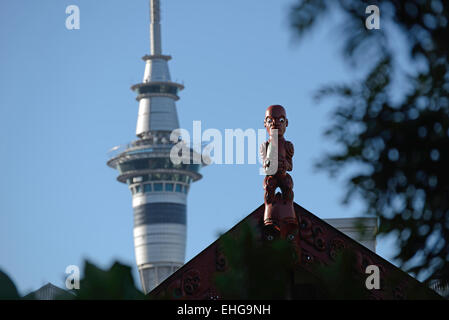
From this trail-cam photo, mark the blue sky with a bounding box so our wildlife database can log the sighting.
[0,0,398,294]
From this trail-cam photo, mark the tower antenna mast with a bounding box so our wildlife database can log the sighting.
[150,0,162,55]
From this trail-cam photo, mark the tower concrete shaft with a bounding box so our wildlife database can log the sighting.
[108,0,203,294]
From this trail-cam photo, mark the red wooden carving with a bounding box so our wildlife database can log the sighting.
[149,202,439,300]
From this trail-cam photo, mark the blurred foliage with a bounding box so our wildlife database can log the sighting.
[306,250,370,299]
[214,222,298,299]
[290,0,449,287]
[305,248,440,299]
[214,222,384,299]
[0,270,20,300]
[1,260,148,300]
[74,260,147,300]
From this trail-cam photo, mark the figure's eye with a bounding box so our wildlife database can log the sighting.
[279,118,285,123]
[266,118,273,124]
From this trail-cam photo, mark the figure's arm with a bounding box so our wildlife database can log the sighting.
[285,141,294,171]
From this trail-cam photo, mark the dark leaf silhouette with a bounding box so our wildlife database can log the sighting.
[74,260,147,300]
[0,270,20,300]
[290,0,449,293]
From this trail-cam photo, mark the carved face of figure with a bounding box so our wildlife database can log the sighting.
[264,105,288,138]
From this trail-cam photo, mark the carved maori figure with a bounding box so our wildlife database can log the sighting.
[260,105,298,240]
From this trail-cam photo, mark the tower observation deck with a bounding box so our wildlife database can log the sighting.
[107,0,204,293]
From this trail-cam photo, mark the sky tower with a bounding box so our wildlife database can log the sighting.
[107,0,203,293]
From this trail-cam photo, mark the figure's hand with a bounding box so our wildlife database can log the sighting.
[283,159,292,172]
[285,141,294,158]
[285,141,294,171]
[263,159,270,170]
[277,159,287,174]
